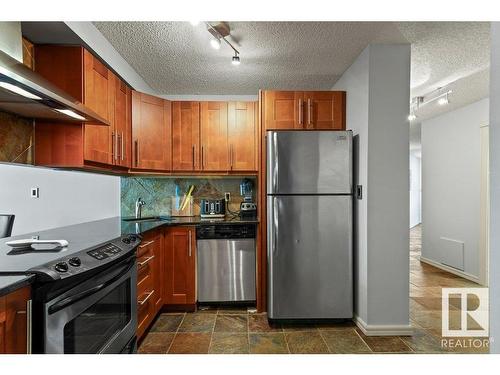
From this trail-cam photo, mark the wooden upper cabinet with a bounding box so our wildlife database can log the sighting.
[114,80,132,168]
[262,90,346,130]
[83,50,114,165]
[228,101,257,171]
[131,91,171,171]
[172,101,200,171]
[0,286,31,354]
[200,102,228,171]
[164,227,196,305]
[263,91,304,130]
[304,91,346,130]
[34,45,133,170]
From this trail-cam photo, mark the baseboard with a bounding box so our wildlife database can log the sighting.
[419,256,480,284]
[354,315,413,336]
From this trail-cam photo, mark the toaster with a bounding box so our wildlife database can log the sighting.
[200,199,226,218]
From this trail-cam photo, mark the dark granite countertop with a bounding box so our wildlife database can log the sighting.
[0,215,258,295]
[0,275,34,297]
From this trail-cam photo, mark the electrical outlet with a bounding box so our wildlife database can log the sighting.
[225,192,231,202]
[31,187,39,198]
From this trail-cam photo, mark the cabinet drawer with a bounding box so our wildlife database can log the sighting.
[137,288,156,338]
[137,238,156,257]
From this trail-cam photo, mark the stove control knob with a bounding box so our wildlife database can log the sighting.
[122,237,131,244]
[68,257,81,267]
[54,262,69,273]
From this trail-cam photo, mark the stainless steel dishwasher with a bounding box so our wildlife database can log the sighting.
[196,224,256,303]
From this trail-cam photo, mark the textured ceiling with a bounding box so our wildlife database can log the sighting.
[399,22,490,123]
[93,22,407,95]
[94,21,490,125]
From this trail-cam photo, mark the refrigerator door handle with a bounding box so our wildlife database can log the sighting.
[272,132,279,192]
[273,197,279,255]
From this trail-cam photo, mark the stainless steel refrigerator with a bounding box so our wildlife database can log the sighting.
[267,130,353,320]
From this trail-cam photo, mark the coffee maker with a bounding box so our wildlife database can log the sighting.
[239,178,257,218]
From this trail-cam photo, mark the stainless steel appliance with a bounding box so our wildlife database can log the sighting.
[267,130,353,320]
[28,234,141,353]
[239,179,257,218]
[200,199,226,218]
[197,224,256,303]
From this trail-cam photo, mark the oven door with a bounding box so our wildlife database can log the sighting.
[43,256,137,354]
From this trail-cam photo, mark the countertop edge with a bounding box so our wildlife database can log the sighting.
[0,275,34,297]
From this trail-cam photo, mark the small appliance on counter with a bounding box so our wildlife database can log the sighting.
[200,199,226,218]
[239,178,257,218]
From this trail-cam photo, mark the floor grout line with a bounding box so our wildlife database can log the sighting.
[166,312,186,354]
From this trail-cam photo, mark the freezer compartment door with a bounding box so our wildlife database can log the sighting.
[267,195,353,319]
[267,130,352,194]
[197,239,256,302]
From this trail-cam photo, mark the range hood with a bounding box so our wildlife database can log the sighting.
[0,21,109,125]
[0,49,109,125]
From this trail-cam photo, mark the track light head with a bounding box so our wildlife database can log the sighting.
[408,113,417,121]
[210,37,221,50]
[232,54,240,65]
[438,93,449,106]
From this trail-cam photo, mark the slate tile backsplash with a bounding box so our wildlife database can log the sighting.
[121,177,256,217]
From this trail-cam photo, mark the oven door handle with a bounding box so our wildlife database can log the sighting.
[48,257,136,315]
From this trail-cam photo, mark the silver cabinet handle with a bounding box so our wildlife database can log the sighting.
[230,144,233,170]
[202,146,205,169]
[192,145,195,170]
[308,98,312,126]
[27,299,32,354]
[138,290,154,305]
[139,240,155,248]
[134,140,139,167]
[188,230,192,257]
[111,132,116,161]
[138,255,155,267]
[121,132,125,161]
[115,131,119,161]
[298,98,303,126]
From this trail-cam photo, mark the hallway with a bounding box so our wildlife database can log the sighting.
[409,225,488,353]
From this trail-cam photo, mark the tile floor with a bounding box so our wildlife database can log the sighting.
[138,225,488,354]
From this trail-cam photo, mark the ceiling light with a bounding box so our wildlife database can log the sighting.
[210,37,221,50]
[0,81,42,100]
[232,54,240,65]
[408,113,417,121]
[54,108,86,121]
[438,93,449,106]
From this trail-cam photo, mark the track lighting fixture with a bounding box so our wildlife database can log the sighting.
[437,92,450,106]
[210,36,221,50]
[205,22,242,65]
[232,53,240,65]
[408,87,453,119]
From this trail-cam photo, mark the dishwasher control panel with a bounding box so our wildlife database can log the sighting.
[196,224,256,239]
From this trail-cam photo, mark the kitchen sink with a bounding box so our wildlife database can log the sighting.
[122,216,172,222]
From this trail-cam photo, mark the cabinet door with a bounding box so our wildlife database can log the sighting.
[83,50,114,165]
[164,227,196,305]
[303,91,346,130]
[263,91,304,130]
[0,287,31,354]
[172,102,200,171]
[114,80,132,168]
[228,101,257,171]
[200,102,228,171]
[132,92,171,171]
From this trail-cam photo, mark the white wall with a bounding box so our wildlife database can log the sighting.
[410,152,422,228]
[421,98,489,279]
[333,44,411,333]
[489,22,500,353]
[0,164,120,236]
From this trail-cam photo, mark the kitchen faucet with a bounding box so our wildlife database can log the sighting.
[135,198,146,219]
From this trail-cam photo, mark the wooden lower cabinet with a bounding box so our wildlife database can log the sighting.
[0,286,31,354]
[136,230,163,339]
[163,227,196,306]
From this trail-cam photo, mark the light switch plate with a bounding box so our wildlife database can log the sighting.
[31,187,39,198]
[225,192,231,202]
